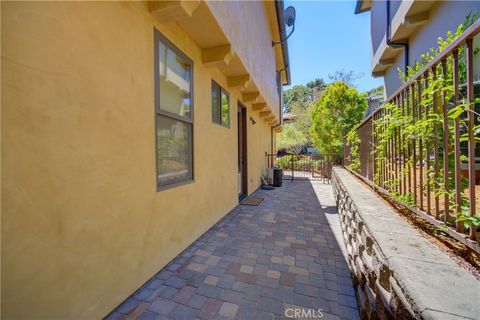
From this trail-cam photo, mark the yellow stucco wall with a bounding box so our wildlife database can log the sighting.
[206,0,280,120]
[1,1,277,319]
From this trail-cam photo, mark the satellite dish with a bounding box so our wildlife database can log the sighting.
[284,6,296,27]
[272,6,296,46]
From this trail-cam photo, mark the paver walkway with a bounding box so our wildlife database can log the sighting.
[107,180,359,320]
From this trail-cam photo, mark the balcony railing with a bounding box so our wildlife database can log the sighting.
[344,19,480,252]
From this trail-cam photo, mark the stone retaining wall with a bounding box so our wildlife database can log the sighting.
[331,167,480,320]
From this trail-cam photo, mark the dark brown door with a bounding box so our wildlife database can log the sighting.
[238,102,248,200]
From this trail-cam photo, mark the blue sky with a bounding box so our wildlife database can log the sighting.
[284,0,383,92]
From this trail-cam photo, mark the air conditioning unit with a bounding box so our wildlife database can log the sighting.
[267,168,275,185]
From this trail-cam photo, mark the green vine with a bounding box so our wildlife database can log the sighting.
[346,129,361,172]
[370,12,480,231]
[399,11,479,83]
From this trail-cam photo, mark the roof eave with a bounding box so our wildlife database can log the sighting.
[274,0,291,85]
[354,0,371,14]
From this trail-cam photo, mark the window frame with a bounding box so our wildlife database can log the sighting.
[211,80,230,128]
[154,28,194,191]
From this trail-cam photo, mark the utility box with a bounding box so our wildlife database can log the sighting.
[267,167,283,187]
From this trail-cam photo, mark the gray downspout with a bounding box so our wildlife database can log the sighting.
[274,0,291,85]
[271,124,281,167]
[271,0,289,163]
[271,70,284,159]
[386,0,409,73]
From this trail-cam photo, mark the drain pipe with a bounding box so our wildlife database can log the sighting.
[270,66,287,162]
[270,98,282,166]
[271,122,282,166]
[386,0,409,73]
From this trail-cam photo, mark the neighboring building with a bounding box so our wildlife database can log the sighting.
[2,1,290,319]
[282,112,296,123]
[356,0,480,97]
[364,94,384,118]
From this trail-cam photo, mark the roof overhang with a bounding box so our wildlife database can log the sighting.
[273,0,291,85]
[149,0,289,125]
[354,0,371,14]
[371,0,435,76]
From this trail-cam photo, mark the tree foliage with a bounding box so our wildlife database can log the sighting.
[366,85,385,98]
[281,79,326,149]
[311,82,367,153]
[290,101,314,143]
[283,85,313,113]
[276,123,308,154]
[306,78,326,99]
[283,78,325,113]
[280,72,372,154]
[306,78,326,90]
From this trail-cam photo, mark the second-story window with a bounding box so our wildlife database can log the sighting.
[211,80,230,127]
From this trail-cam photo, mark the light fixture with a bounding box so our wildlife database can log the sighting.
[272,6,296,47]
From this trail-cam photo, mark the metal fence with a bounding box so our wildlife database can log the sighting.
[344,117,375,181]
[266,153,342,181]
[344,20,480,250]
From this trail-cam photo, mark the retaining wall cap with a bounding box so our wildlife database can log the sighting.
[333,167,480,319]
[421,309,477,320]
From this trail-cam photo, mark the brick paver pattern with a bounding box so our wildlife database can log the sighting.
[107,180,359,320]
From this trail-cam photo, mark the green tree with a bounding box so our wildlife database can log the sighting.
[290,101,314,142]
[311,82,367,153]
[366,85,385,98]
[276,123,308,154]
[306,78,326,91]
[283,85,313,113]
[281,83,319,151]
[306,78,326,100]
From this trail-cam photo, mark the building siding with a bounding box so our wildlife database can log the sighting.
[376,1,480,97]
[1,1,279,318]
[206,0,280,120]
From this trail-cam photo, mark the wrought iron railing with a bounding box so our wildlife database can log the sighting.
[266,153,342,181]
[344,19,480,251]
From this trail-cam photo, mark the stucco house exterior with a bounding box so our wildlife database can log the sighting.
[1,1,290,318]
[356,0,480,97]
